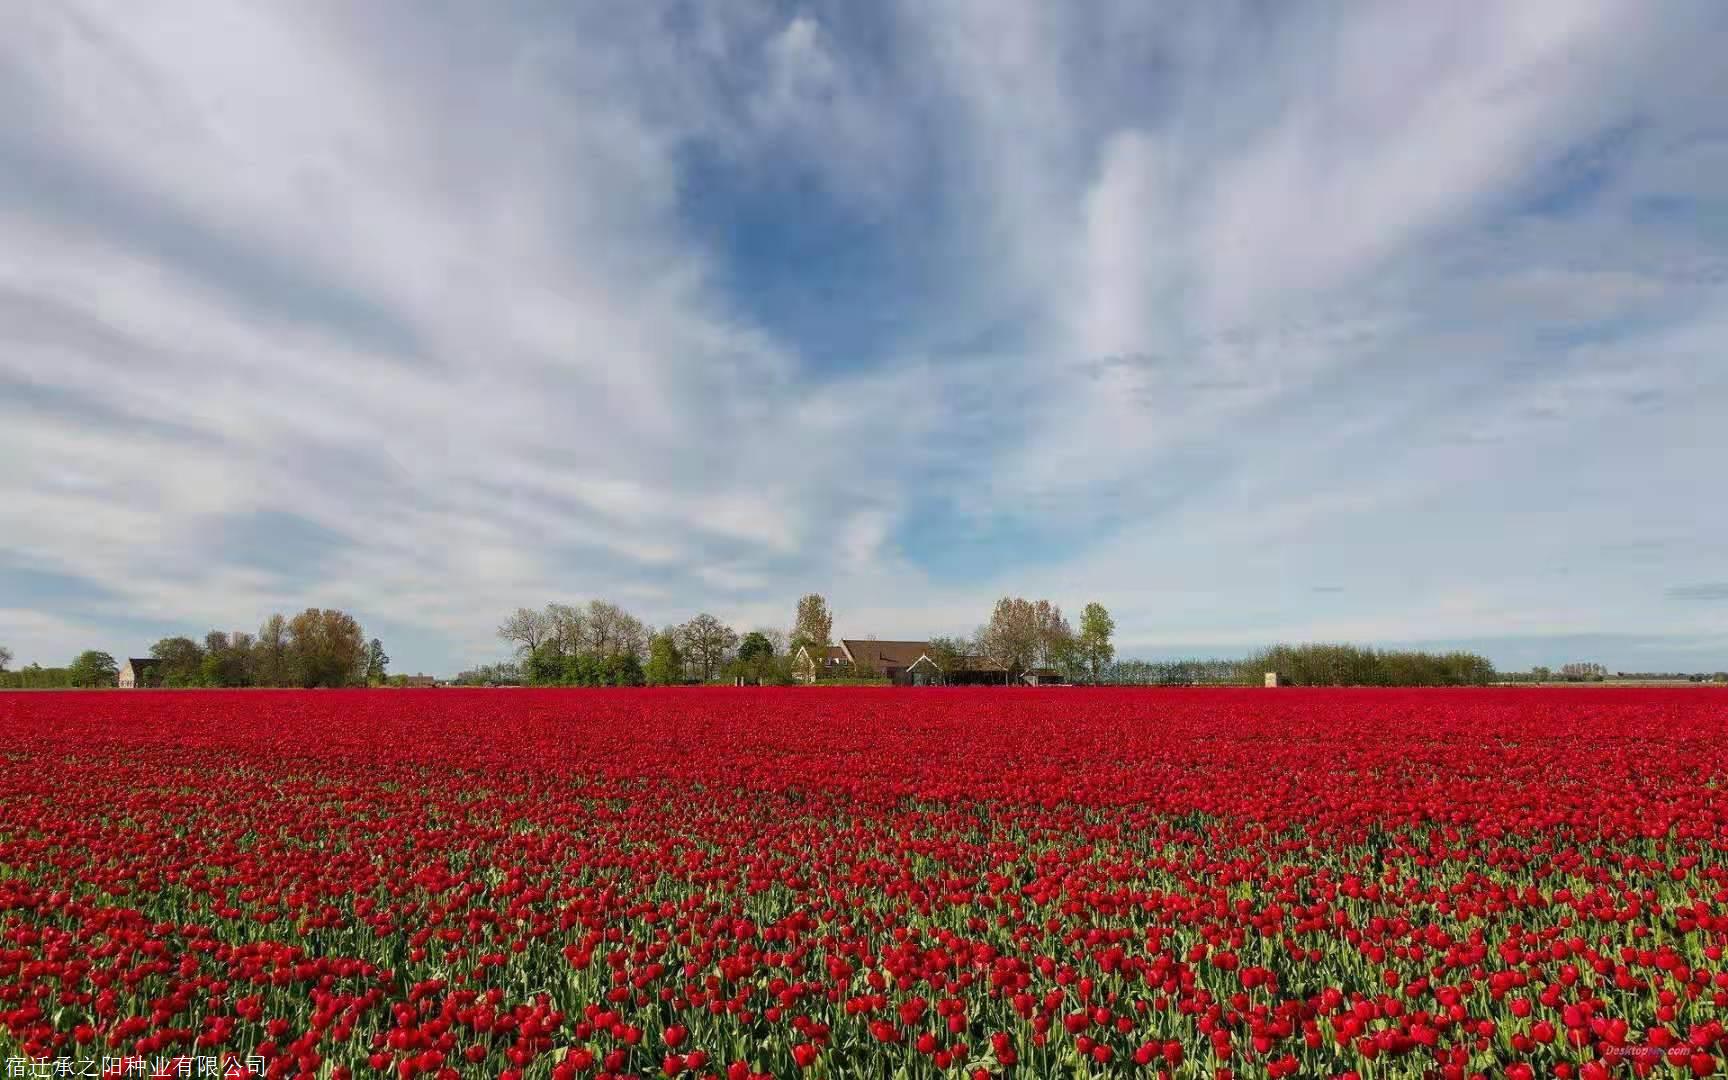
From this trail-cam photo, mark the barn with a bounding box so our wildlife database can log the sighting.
[117,657,161,689]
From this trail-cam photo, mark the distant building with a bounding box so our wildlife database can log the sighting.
[117,658,161,689]
[791,644,850,683]
[794,638,1061,686]
[1264,672,1280,687]
[837,639,931,684]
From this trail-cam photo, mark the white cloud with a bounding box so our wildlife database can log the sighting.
[2,1,1726,673]
[0,608,113,668]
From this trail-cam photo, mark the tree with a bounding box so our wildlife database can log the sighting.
[733,631,779,686]
[790,594,834,656]
[581,600,646,661]
[1031,600,1075,673]
[497,607,553,657]
[923,636,968,685]
[201,632,231,688]
[366,638,389,685]
[600,652,645,687]
[255,614,290,687]
[1246,643,1494,686]
[228,631,256,684]
[196,630,257,688]
[737,632,774,664]
[545,603,586,656]
[1076,602,1116,684]
[68,650,119,688]
[507,599,650,685]
[525,642,565,686]
[644,630,683,686]
[150,636,207,687]
[678,613,738,683]
[0,644,11,671]
[977,597,1042,683]
[286,608,368,688]
[2,661,69,690]
[452,662,522,686]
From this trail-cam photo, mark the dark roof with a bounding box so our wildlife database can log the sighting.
[839,639,931,669]
[126,657,161,669]
[794,644,849,663]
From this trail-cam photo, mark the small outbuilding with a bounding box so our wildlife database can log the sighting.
[118,658,161,689]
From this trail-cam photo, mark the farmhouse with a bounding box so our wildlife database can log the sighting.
[117,657,161,689]
[839,640,934,684]
[791,643,850,682]
[904,651,1018,686]
[792,639,1061,686]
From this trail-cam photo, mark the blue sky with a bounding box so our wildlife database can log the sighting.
[2,1,1727,676]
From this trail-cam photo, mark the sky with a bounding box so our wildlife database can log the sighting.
[2,1,1726,677]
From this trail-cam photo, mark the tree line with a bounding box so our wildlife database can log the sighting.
[960,597,1116,683]
[490,600,807,686]
[0,609,388,689]
[1100,644,1496,686]
[0,649,126,689]
[0,600,1513,691]
[480,594,1118,687]
[1499,664,1728,684]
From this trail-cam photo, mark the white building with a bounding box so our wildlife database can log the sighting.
[117,658,161,688]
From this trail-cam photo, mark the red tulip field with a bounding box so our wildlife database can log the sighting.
[0,688,1725,1079]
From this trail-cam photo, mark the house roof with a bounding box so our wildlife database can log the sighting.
[908,653,1052,675]
[793,644,849,664]
[838,639,930,668]
[124,657,161,669]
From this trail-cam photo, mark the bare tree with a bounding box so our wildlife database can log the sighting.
[754,627,789,655]
[1031,600,1074,670]
[545,603,586,655]
[582,600,647,660]
[497,606,553,657]
[977,597,1042,683]
[614,609,649,661]
[0,644,11,672]
[678,613,738,683]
